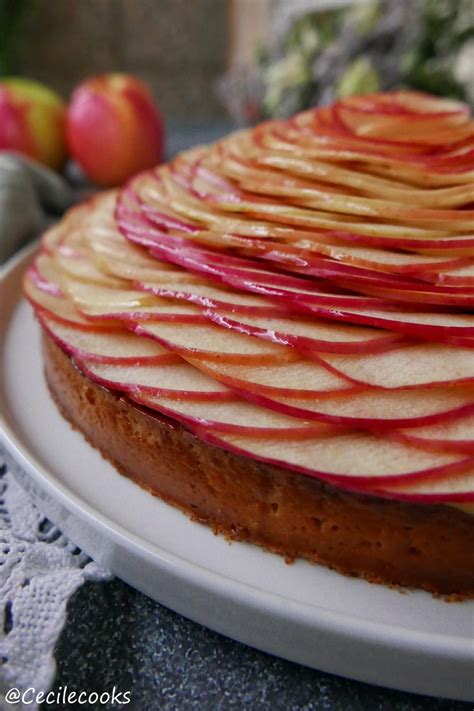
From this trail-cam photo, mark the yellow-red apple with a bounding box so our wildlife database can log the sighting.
[0,77,67,170]
[66,74,165,187]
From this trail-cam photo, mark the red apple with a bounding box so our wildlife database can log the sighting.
[66,73,164,187]
[0,77,66,169]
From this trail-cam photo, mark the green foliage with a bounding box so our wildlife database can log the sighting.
[403,0,474,100]
[260,0,474,118]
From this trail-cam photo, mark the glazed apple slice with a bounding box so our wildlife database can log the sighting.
[202,310,404,356]
[63,279,158,310]
[88,274,408,356]
[84,216,186,282]
[368,469,474,503]
[319,343,474,389]
[230,149,474,208]
[132,321,299,365]
[79,301,206,323]
[130,172,474,261]
[353,283,474,308]
[424,262,474,286]
[139,221,474,295]
[54,251,126,288]
[40,201,93,256]
[79,359,232,400]
[188,358,360,396]
[191,153,472,233]
[122,176,474,256]
[146,242,392,310]
[142,244,474,344]
[93,251,181,283]
[254,127,474,188]
[210,163,474,230]
[201,313,474,387]
[227,384,474,429]
[132,390,334,437]
[122,203,474,297]
[135,278,310,315]
[391,416,474,455]
[28,258,63,297]
[160,157,474,236]
[143,163,423,239]
[236,235,471,277]
[41,222,67,256]
[38,313,174,364]
[262,253,474,294]
[196,427,470,488]
[24,272,114,330]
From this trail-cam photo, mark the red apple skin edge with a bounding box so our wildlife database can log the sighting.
[67,74,165,187]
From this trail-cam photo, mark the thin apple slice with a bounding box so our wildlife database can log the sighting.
[38,313,174,364]
[121,208,474,297]
[135,278,288,313]
[368,469,474,503]
[79,301,206,323]
[203,310,406,356]
[141,244,474,343]
[123,177,474,255]
[354,283,474,308]
[319,343,474,389]
[196,428,469,486]
[41,223,66,255]
[260,111,472,175]
[328,307,474,345]
[209,168,474,231]
[93,252,180,283]
[84,214,186,281]
[64,279,157,310]
[146,242,393,310]
[160,160,472,237]
[79,359,232,400]
[228,384,474,429]
[427,262,474,286]
[189,358,356,396]
[235,152,474,208]
[139,223,474,295]
[55,252,125,287]
[256,127,474,187]
[236,236,471,276]
[132,391,334,437]
[132,321,299,365]
[202,313,474,387]
[28,258,63,297]
[392,416,474,455]
[24,272,112,329]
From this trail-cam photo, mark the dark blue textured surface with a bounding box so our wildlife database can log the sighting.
[48,579,470,711]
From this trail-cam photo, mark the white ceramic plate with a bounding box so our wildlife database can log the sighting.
[1,246,473,702]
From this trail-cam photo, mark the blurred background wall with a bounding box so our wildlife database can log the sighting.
[6,0,231,120]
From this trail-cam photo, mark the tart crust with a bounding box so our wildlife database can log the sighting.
[43,333,474,597]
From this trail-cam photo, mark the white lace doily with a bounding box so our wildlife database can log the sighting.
[0,449,111,708]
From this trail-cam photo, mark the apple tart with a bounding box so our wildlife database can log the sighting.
[24,91,474,597]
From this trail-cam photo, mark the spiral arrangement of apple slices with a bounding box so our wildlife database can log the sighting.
[25,91,474,505]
